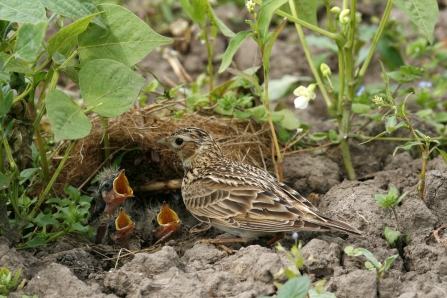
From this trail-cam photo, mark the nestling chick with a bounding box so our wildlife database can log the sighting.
[157,127,362,244]
[107,207,140,250]
[154,201,180,243]
[90,168,133,244]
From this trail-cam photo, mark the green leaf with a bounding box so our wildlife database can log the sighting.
[14,21,47,62]
[218,31,252,73]
[392,0,438,44]
[144,80,159,92]
[385,115,397,133]
[436,148,447,164]
[388,187,398,199]
[359,248,380,267]
[19,168,38,185]
[39,0,94,20]
[0,53,31,74]
[258,0,288,43]
[0,0,47,23]
[48,13,99,57]
[46,89,92,141]
[434,112,447,123]
[268,75,305,101]
[262,17,286,73]
[185,93,210,109]
[79,59,146,117]
[308,289,337,298]
[207,5,235,37]
[276,109,300,130]
[234,109,252,120]
[380,254,399,274]
[364,261,376,270]
[384,227,401,245]
[270,111,285,123]
[392,141,423,156]
[277,276,311,298]
[248,105,267,121]
[352,103,371,114]
[281,0,318,26]
[394,190,409,206]
[344,246,363,257]
[375,193,395,208]
[0,171,9,189]
[78,4,173,67]
[0,89,13,120]
[25,236,46,247]
[34,213,59,227]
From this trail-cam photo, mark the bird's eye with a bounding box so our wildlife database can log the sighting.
[175,138,184,146]
[103,182,111,189]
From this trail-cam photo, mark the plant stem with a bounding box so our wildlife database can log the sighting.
[419,152,427,199]
[203,26,214,92]
[35,126,50,183]
[349,134,447,142]
[23,141,76,230]
[263,68,283,181]
[100,116,111,167]
[252,0,344,45]
[391,207,401,231]
[356,0,393,84]
[287,0,333,111]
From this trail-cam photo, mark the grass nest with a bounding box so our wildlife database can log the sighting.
[52,104,275,196]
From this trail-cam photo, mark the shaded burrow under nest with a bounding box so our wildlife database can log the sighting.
[51,105,275,198]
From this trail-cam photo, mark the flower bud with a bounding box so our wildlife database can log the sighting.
[320,63,332,77]
[339,9,350,24]
[330,6,341,14]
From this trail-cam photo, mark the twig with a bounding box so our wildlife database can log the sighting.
[283,142,335,156]
[433,223,447,253]
[135,179,182,192]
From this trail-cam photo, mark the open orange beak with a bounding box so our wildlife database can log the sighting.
[155,201,180,240]
[110,208,135,245]
[103,170,133,214]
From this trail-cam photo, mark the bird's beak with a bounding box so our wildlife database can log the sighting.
[157,201,180,226]
[156,201,180,240]
[156,137,169,145]
[110,208,135,244]
[103,170,133,214]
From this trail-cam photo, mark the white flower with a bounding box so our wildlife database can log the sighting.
[246,0,255,13]
[293,84,316,109]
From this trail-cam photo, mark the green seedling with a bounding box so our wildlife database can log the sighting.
[0,267,25,296]
[375,186,408,231]
[260,234,336,298]
[344,246,398,278]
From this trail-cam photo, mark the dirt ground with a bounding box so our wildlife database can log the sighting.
[3,2,447,298]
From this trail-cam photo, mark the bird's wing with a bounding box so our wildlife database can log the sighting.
[182,162,361,235]
[182,174,331,233]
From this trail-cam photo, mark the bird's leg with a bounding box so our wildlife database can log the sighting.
[189,222,212,234]
[267,232,286,246]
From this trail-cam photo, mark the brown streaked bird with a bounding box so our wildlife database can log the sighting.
[157,127,361,244]
[154,201,180,243]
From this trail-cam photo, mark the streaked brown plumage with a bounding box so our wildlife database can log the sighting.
[157,127,361,242]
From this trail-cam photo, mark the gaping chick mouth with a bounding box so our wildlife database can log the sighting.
[156,201,180,240]
[103,170,133,214]
[110,208,135,244]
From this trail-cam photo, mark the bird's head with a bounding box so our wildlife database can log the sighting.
[99,169,134,214]
[108,208,135,246]
[156,127,224,170]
